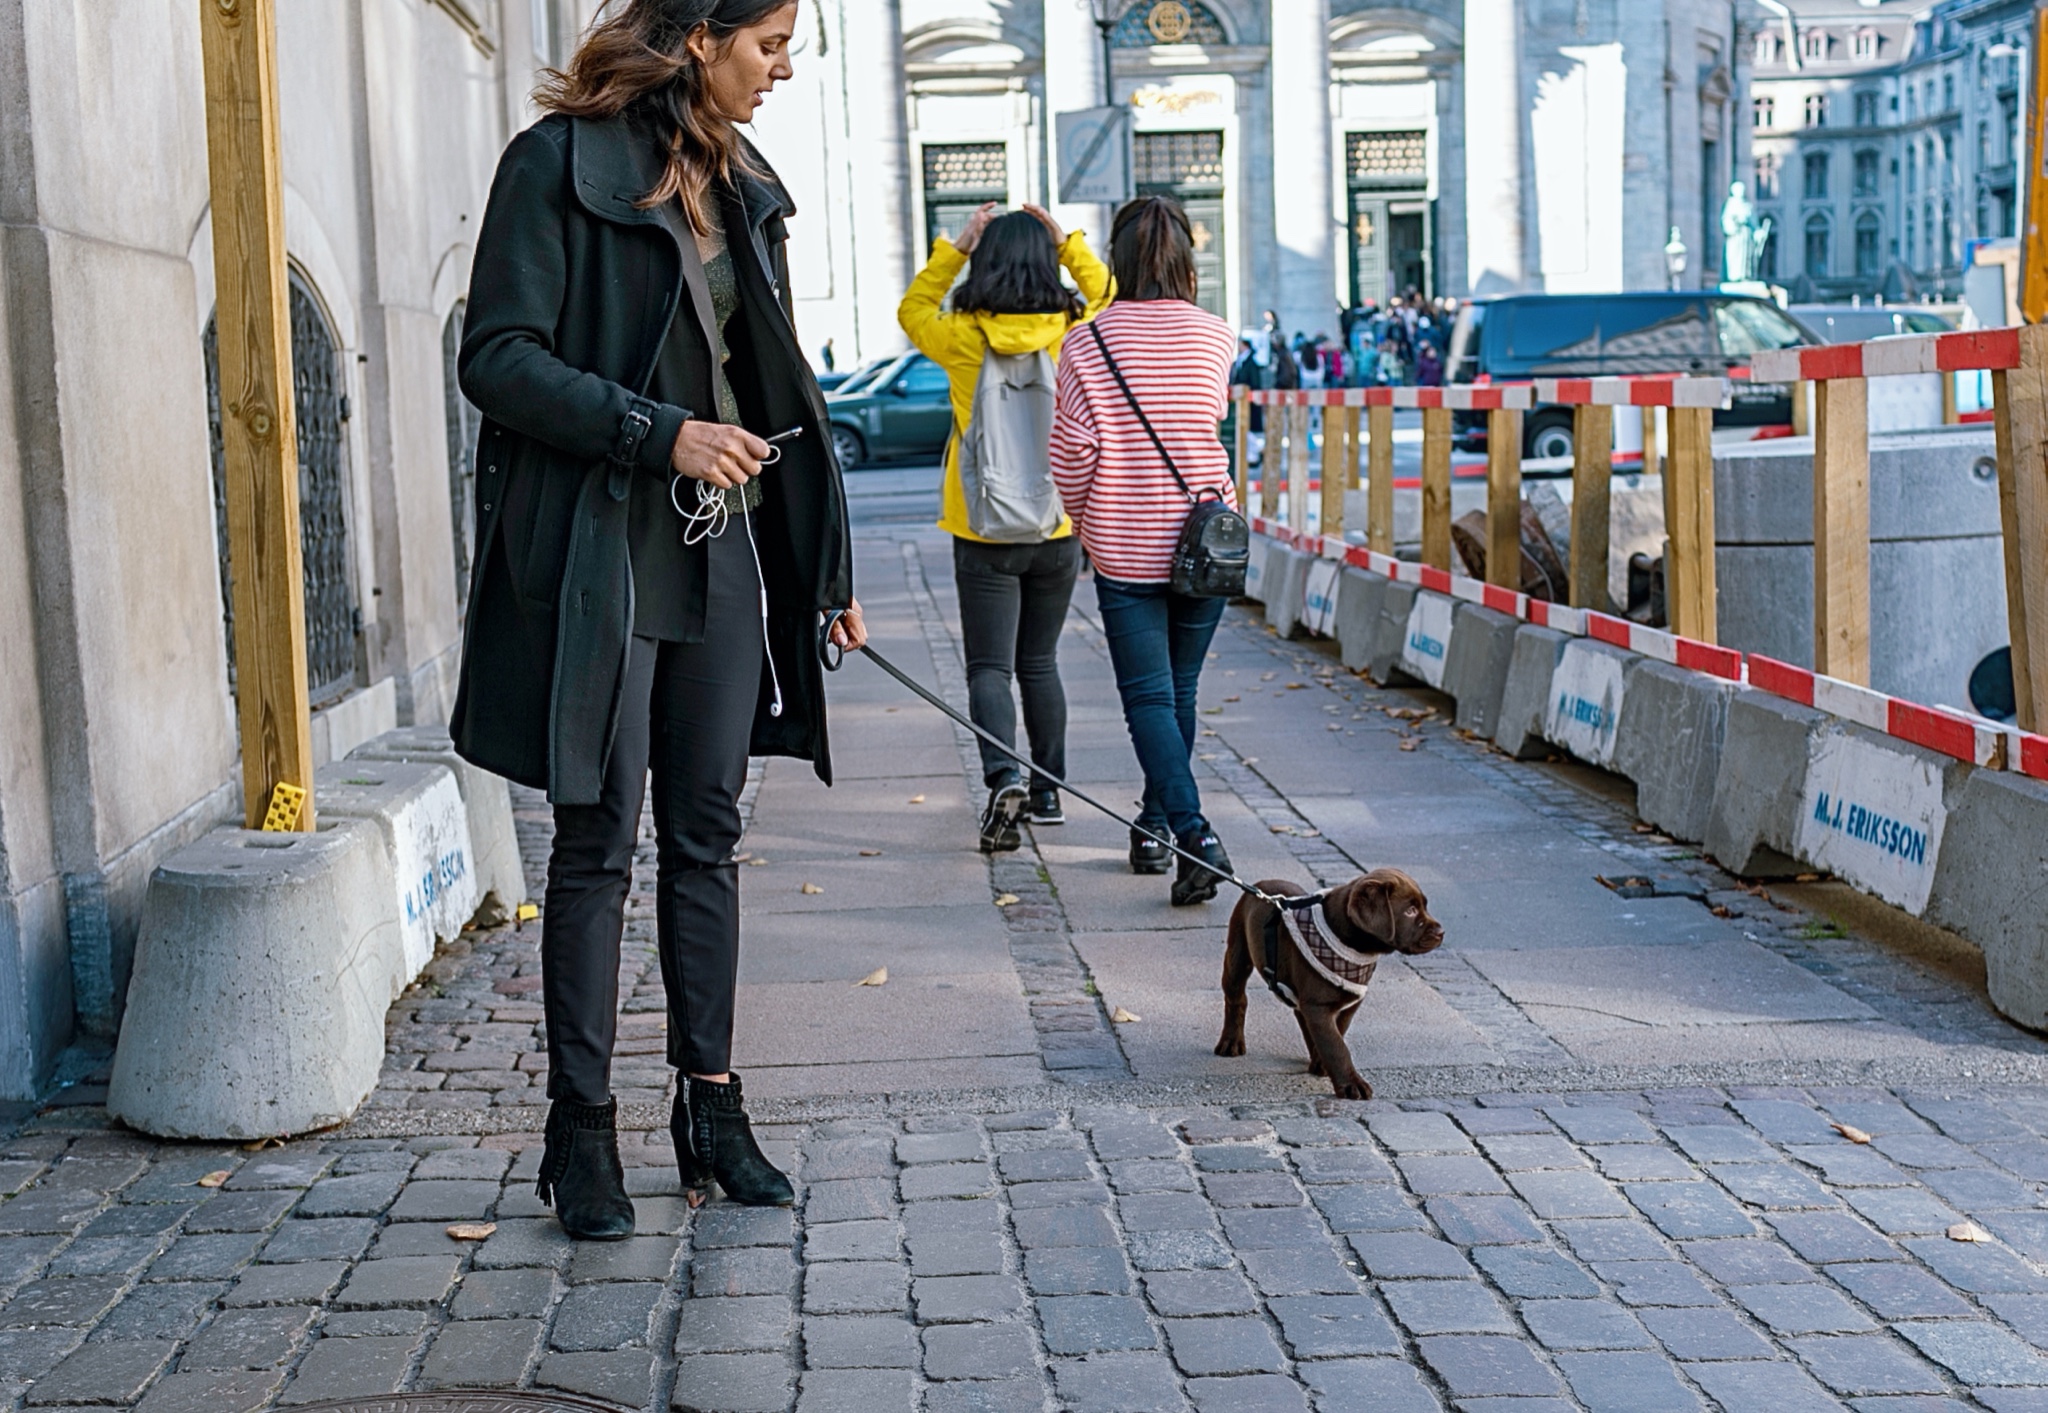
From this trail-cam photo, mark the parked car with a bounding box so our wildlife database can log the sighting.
[817,356,892,395]
[824,353,953,468]
[1788,304,1954,343]
[1446,291,1820,460]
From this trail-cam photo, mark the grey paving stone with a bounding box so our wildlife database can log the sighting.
[795,1367,915,1410]
[1479,1134,1588,1171]
[1089,1125,1179,1162]
[692,1246,798,1298]
[1452,1107,1555,1137]
[1843,1188,1965,1235]
[668,1352,794,1412]
[448,1265,554,1321]
[1984,1212,2048,1265]
[1589,1145,1699,1182]
[1126,1229,1234,1271]
[1164,1315,1286,1375]
[321,1308,429,1337]
[1624,1181,1757,1238]
[1398,1155,1510,1195]
[1383,1279,1514,1335]
[185,1191,295,1233]
[1349,1233,1475,1279]
[897,1132,986,1167]
[802,1178,895,1225]
[1788,1333,1949,1396]
[1731,1281,1878,1334]
[1665,1125,1776,1164]
[1038,1294,1157,1354]
[1508,1169,1630,1218]
[921,1377,1046,1413]
[1906,1235,2048,1293]
[1925,1167,2036,1212]
[23,1338,175,1405]
[1187,1373,1309,1412]
[1548,1108,1658,1145]
[259,1218,376,1264]
[1192,1145,1283,1173]
[801,1313,918,1369]
[912,1275,1026,1324]
[1979,1391,2048,1413]
[551,1280,661,1350]
[1143,1270,1258,1317]
[223,1153,331,1191]
[132,1368,284,1413]
[906,1233,1002,1278]
[564,1233,678,1284]
[1712,1162,1843,1210]
[1312,1184,1427,1232]
[1024,1246,1129,1296]
[804,1261,906,1314]
[1987,1294,2048,1351]
[1297,1356,1442,1413]
[419,1316,541,1388]
[1638,1305,1776,1360]
[1416,1334,1563,1398]
[1732,1100,1842,1145]
[295,1173,406,1218]
[1555,1219,1672,1263]
[1685,1238,1822,1285]
[1369,1112,1474,1154]
[900,1165,993,1201]
[1010,1180,1111,1210]
[1685,1359,1846,1412]
[1238,1246,1361,1296]
[801,1139,896,1184]
[48,1235,157,1277]
[412,1147,512,1181]
[533,1349,656,1407]
[1292,1147,1398,1185]
[999,1150,1093,1183]
[385,1179,499,1222]
[1473,1245,1598,1298]
[470,1217,574,1270]
[335,1255,460,1308]
[921,1321,1038,1380]
[1119,1193,1214,1233]
[148,1232,263,1281]
[1767,1210,1901,1264]
[802,1219,896,1264]
[219,1261,342,1310]
[693,1205,796,1249]
[1203,1172,1305,1208]
[1554,1349,1704,1412]
[1107,1161,1199,1194]
[1592,1261,1721,1307]
[1220,1207,1327,1249]
[1831,1260,1976,1318]
[367,1221,470,1259]
[1522,1299,1655,1350]
[1267,1294,1401,1357]
[180,1306,316,1370]
[1899,1319,2048,1384]
[1426,1195,1546,1245]
[1873,1133,1982,1170]
[671,1296,794,1355]
[1051,1351,1183,1412]
[89,1280,224,1339]
[1012,1205,1116,1250]
[79,1202,192,1239]
[0,1329,79,1385]
[1786,1145,1913,1188]
[276,1333,418,1404]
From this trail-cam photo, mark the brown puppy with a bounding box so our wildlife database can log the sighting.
[1215,869,1443,1100]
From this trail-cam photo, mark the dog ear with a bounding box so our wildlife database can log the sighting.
[1346,875,1398,945]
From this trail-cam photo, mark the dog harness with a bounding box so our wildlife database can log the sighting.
[1258,894,1379,1010]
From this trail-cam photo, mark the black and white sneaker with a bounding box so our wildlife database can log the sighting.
[1128,828,1171,875]
[1170,830,1233,906]
[979,783,1028,854]
[1028,788,1064,825]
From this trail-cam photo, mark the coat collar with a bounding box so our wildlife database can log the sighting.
[566,115,795,237]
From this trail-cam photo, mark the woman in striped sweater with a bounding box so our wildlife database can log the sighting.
[1049,197,1239,905]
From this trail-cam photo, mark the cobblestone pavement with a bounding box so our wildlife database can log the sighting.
[12,470,2048,1411]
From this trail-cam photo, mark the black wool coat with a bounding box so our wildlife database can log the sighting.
[450,113,850,804]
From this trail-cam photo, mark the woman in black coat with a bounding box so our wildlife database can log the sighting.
[452,0,864,1238]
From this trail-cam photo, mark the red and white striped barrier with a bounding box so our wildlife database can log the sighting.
[1530,376,1730,409]
[1748,328,2021,383]
[1745,654,2018,771]
[1236,385,1534,411]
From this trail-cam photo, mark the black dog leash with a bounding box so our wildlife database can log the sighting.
[819,612,1314,910]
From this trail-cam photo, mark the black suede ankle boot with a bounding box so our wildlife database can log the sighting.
[681,1074,793,1207]
[536,1098,635,1241]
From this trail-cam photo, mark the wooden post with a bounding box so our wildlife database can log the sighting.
[1485,408,1523,588]
[1812,377,1871,684]
[1319,400,1347,538]
[1366,403,1394,555]
[201,0,315,831]
[1992,326,2048,732]
[1287,401,1310,531]
[1232,389,1250,514]
[1641,404,1661,482]
[1790,380,1811,437]
[1662,406,1718,643]
[1421,406,1453,571]
[1570,403,1614,610]
[1941,372,1960,427]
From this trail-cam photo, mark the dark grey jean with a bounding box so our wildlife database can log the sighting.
[953,535,1082,791]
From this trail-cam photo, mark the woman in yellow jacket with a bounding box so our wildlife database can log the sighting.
[899,203,1111,853]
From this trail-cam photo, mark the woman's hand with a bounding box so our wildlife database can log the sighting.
[952,202,999,255]
[829,599,868,652]
[671,421,771,490]
[1021,203,1066,246]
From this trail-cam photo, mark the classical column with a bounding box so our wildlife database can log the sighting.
[1269,0,1336,336]
[841,0,914,358]
[1043,0,1110,252]
[1463,0,1526,292]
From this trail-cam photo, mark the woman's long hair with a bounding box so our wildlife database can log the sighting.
[535,0,784,233]
[1109,196,1198,303]
[953,213,1084,320]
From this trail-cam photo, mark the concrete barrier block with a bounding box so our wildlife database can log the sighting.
[1244,534,1273,603]
[350,727,526,926]
[1542,638,1637,769]
[108,820,398,1139]
[1368,580,1420,684]
[1704,690,1827,876]
[1301,557,1340,637]
[1926,770,2048,1028]
[1790,722,1966,916]
[1443,602,1520,738]
[1399,591,1456,688]
[1335,567,1387,671]
[1264,546,1311,637]
[1614,661,1736,844]
[1494,625,1569,759]
[316,760,478,988]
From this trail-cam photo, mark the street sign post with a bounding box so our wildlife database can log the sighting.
[1056,105,1133,206]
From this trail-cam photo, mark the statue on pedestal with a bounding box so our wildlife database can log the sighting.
[1721,180,1772,285]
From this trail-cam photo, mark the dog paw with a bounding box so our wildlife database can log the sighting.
[1330,1076,1373,1101]
[1306,1057,1325,1077]
[1213,1036,1246,1058]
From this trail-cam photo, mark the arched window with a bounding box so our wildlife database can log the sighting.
[1110,1,1227,47]
[1805,214,1831,277]
[204,268,360,704]
[1854,213,1881,277]
[443,302,481,619]
[1759,225,1779,281]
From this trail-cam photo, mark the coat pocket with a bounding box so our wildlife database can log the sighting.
[497,441,585,611]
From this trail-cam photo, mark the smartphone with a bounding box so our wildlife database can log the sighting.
[760,425,802,464]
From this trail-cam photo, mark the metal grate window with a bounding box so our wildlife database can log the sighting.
[1133,130,1225,191]
[1346,131,1427,183]
[205,268,359,706]
[443,302,480,620]
[923,143,1009,196]
[1110,0,1227,47]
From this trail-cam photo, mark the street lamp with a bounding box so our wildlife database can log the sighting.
[1086,0,1118,108]
[1665,226,1689,289]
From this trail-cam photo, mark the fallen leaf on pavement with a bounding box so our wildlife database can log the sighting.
[908,794,926,804]
[859,849,883,857]
[1285,682,1307,690]
[734,851,752,862]
[1795,873,1821,882]
[1223,695,1240,703]
[1398,739,1420,752]
[801,883,823,895]
[1949,1221,1993,1243]
[855,968,888,987]
[446,1222,496,1241]
[1832,1122,1872,1145]
[1110,1006,1141,1024]
[745,857,768,866]
[242,1136,282,1152]
[994,893,1020,906]
[196,1171,231,1189]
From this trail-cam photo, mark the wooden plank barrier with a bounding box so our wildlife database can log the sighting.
[1570,404,1613,610]
[1420,406,1452,571]
[1366,402,1393,555]
[1320,401,1348,537]
[1287,400,1310,531]
[1641,405,1660,483]
[201,0,316,830]
[1993,327,2048,733]
[1231,387,1249,515]
[1485,408,1523,589]
[1812,376,1871,683]
[1663,406,1717,644]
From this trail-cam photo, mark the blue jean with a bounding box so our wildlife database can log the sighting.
[1093,576,1227,840]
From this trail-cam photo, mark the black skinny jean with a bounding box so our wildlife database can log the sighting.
[541,525,762,1105]
[953,536,1081,790]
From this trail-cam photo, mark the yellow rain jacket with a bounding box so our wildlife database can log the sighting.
[897,231,1113,542]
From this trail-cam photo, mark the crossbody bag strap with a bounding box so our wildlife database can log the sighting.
[1085,321,1208,505]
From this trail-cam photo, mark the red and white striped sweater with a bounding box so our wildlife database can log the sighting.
[1049,300,1238,584]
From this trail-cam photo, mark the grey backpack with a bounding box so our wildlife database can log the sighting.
[956,344,1062,542]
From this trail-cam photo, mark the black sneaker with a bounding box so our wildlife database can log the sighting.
[1129,828,1171,875]
[1170,830,1232,906]
[1028,787,1064,825]
[979,783,1027,854]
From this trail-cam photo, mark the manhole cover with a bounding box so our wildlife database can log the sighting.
[286,1396,629,1413]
